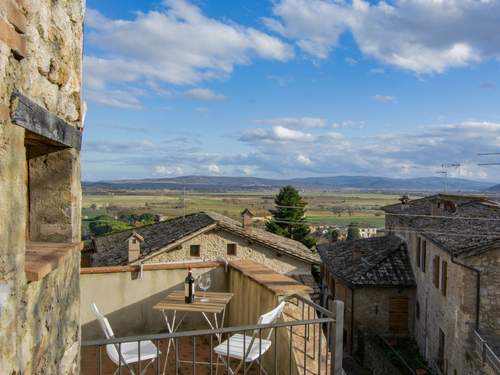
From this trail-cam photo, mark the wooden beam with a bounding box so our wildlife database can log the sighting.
[11,90,82,150]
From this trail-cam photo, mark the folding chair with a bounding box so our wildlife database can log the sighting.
[214,301,286,375]
[91,303,160,375]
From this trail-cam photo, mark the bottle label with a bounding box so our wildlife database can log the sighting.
[185,283,189,297]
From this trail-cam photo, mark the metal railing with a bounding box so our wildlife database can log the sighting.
[473,330,500,374]
[81,294,344,375]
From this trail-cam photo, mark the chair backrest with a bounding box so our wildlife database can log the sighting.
[256,301,286,340]
[91,303,115,340]
[257,301,286,325]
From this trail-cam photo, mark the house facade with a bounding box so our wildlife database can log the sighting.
[382,194,500,375]
[318,235,416,354]
[0,0,84,373]
[88,211,320,276]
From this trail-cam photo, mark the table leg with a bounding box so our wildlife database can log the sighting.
[161,310,187,375]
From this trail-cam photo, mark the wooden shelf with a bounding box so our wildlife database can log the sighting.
[25,241,83,282]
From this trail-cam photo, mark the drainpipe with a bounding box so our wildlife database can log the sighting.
[351,287,355,354]
[451,256,480,330]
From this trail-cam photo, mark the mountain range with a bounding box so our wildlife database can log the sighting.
[83,175,498,193]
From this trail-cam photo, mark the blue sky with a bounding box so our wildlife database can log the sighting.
[82,0,500,182]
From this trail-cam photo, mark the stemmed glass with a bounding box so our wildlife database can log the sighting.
[196,273,211,302]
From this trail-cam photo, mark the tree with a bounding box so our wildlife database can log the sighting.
[347,222,361,241]
[330,228,340,243]
[265,186,316,248]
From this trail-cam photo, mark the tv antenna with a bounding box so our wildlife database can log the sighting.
[436,163,461,192]
[477,152,500,166]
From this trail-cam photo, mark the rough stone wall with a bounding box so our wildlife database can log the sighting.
[143,228,312,275]
[466,247,500,336]
[0,0,84,374]
[393,219,478,375]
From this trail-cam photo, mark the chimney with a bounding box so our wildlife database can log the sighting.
[241,209,254,231]
[352,245,362,264]
[125,231,144,263]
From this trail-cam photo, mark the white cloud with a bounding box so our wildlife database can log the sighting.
[345,57,358,65]
[84,0,293,107]
[185,88,225,101]
[154,165,183,176]
[297,154,313,166]
[372,94,396,103]
[208,164,221,174]
[331,120,365,129]
[240,125,315,143]
[369,68,385,74]
[255,117,327,128]
[265,0,500,73]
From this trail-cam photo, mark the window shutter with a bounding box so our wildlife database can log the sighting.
[422,241,427,272]
[441,261,447,296]
[416,237,421,268]
[433,256,440,288]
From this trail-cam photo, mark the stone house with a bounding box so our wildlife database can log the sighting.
[318,235,416,354]
[382,194,500,375]
[87,211,320,276]
[0,0,84,374]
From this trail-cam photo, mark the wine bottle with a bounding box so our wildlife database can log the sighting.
[185,266,195,303]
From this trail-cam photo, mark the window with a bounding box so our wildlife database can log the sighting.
[416,301,420,320]
[227,243,237,256]
[416,237,421,268]
[421,240,427,272]
[190,244,200,257]
[441,261,448,296]
[433,255,441,288]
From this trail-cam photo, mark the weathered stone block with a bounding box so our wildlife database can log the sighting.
[0,16,26,58]
[0,0,26,33]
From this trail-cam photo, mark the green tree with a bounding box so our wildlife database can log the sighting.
[330,228,340,243]
[139,213,156,224]
[265,186,316,248]
[347,222,361,241]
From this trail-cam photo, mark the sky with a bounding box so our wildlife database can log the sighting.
[82,0,500,182]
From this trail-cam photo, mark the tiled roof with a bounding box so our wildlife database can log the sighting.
[91,212,320,266]
[382,194,500,257]
[318,235,415,288]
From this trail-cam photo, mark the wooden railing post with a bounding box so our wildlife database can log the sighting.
[331,300,344,375]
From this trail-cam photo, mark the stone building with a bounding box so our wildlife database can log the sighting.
[318,235,416,354]
[382,194,500,374]
[0,0,84,374]
[87,211,320,276]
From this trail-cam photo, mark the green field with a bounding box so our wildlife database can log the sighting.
[83,191,399,228]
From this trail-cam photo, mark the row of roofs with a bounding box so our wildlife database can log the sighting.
[319,194,500,289]
[88,211,320,267]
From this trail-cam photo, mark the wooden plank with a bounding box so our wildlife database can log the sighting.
[11,90,82,150]
[153,290,233,314]
[25,241,83,281]
[81,261,224,274]
[389,297,408,334]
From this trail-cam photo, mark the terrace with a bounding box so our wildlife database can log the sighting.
[80,260,344,375]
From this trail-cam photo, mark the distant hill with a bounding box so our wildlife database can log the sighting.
[83,175,496,193]
[488,184,500,191]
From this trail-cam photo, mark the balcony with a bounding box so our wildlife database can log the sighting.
[80,260,344,375]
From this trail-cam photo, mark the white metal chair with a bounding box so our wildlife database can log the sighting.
[214,301,286,375]
[91,303,160,375]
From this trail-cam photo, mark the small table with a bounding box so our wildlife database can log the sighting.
[153,290,233,373]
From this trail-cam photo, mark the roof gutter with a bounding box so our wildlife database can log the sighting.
[451,256,480,330]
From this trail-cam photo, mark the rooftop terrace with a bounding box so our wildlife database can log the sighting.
[80,260,344,375]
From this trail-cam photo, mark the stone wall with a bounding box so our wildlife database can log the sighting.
[323,270,414,354]
[388,215,480,375]
[0,0,84,374]
[142,228,312,275]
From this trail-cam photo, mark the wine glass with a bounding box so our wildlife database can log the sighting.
[197,273,211,302]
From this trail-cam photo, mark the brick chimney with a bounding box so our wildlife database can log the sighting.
[125,231,144,263]
[241,209,254,231]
